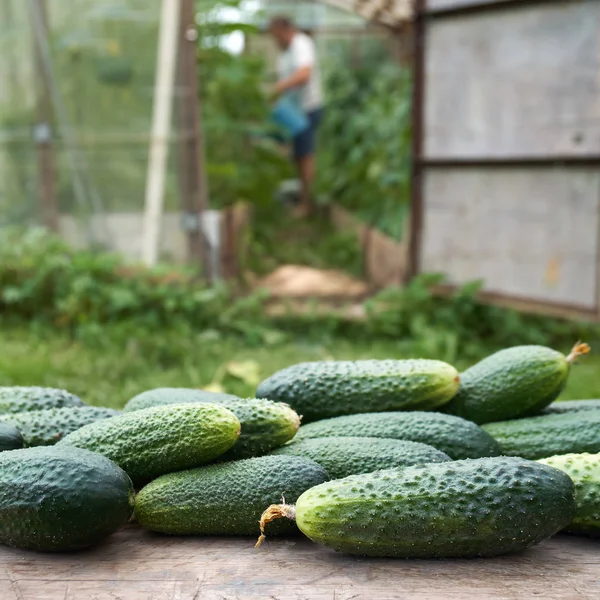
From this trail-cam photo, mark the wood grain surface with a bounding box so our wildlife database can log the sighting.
[0,526,599,599]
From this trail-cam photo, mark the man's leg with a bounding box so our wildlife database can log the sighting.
[295,152,315,217]
[291,109,322,217]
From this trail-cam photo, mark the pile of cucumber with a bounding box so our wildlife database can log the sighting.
[0,341,598,560]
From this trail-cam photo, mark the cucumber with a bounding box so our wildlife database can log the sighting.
[124,388,238,412]
[125,389,301,459]
[270,436,451,479]
[2,406,120,447]
[58,404,240,484]
[294,411,500,460]
[541,400,600,416]
[0,422,23,452]
[0,387,84,414]
[538,453,600,537]
[483,411,600,460]
[257,457,575,557]
[135,455,329,536]
[0,446,134,551]
[446,343,590,425]
[216,399,300,459]
[256,360,460,422]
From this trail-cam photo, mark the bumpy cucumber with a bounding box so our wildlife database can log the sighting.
[483,411,600,460]
[294,411,500,460]
[257,457,575,557]
[270,436,450,479]
[125,389,300,459]
[58,404,240,484]
[446,343,590,424]
[256,360,460,422]
[135,455,329,536]
[541,400,600,416]
[0,446,134,551]
[124,388,238,411]
[0,387,84,414]
[538,453,600,536]
[2,406,120,447]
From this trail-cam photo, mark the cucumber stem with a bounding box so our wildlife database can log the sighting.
[566,342,591,364]
[255,503,297,548]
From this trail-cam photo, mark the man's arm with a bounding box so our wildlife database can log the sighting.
[274,66,311,95]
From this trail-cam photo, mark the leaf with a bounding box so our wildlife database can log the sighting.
[225,360,261,386]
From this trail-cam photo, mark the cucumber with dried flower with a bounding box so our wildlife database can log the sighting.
[446,343,590,424]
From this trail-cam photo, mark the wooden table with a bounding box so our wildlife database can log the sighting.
[0,526,598,599]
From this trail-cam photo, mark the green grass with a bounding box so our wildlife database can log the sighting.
[0,327,598,409]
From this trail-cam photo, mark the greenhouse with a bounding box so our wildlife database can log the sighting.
[0,0,413,280]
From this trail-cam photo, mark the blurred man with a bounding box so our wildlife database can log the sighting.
[269,16,323,217]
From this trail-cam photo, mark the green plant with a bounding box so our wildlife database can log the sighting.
[196,0,293,209]
[2,228,600,361]
[2,324,600,411]
[0,227,230,331]
[316,61,412,241]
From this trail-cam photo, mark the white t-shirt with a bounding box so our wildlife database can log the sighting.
[276,32,323,113]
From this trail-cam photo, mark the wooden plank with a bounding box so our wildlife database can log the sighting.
[364,226,408,287]
[330,203,409,287]
[424,0,600,158]
[0,527,599,599]
[420,168,600,310]
[176,0,208,269]
[220,202,252,279]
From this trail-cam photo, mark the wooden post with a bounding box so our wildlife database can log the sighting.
[176,0,210,274]
[142,0,182,267]
[32,0,59,232]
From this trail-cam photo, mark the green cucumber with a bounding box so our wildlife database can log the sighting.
[215,399,300,459]
[0,387,84,414]
[124,388,238,411]
[446,343,590,425]
[0,446,134,551]
[541,400,600,416]
[135,455,329,536]
[0,422,23,452]
[256,359,460,422]
[483,411,600,460]
[58,404,240,484]
[257,457,575,557]
[270,437,451,479]
[294,411,500,460]
[2,406,120,447]
[125,389,300,459]
[538,453,600,537]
